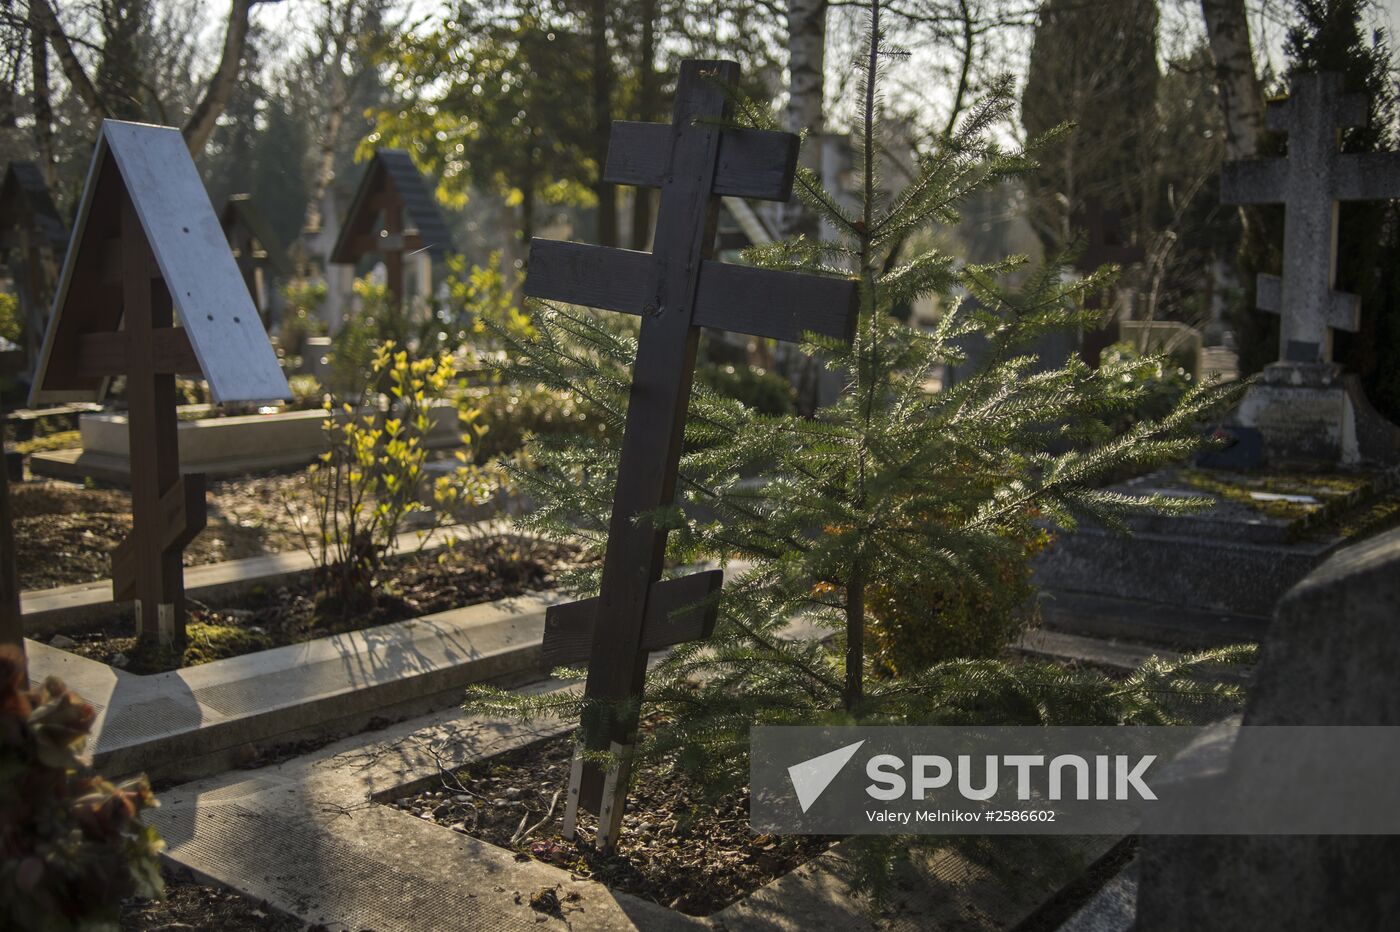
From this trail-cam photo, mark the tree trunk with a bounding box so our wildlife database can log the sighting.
[29,0,106,119]
[30,12,57,190]
[1200,0,1264,161]
[629,0,658,251]
[591,0,617,247]
[844,569,865,711]
[184,0,275,155]
[784,0,827,240]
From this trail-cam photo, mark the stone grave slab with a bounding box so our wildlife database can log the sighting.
[1033,465,1391,632]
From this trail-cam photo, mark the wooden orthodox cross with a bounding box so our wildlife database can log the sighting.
[1222,71,1400,366]
[221,194,292,323]
[30,121,288,648]
[331,149,453,315]
[524,60,858,850]
[0,350,23,652]
[1071,197,1144,366]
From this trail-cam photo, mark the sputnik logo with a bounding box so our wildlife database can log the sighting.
[788,740,866,812]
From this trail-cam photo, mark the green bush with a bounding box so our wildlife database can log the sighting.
[1100,340,1195,431]
[0,293,20,344]
[696,362,796,416]
[469,384,601,462]
[0,647,164,930]
[296,343,493,618]
[278,280,329,357]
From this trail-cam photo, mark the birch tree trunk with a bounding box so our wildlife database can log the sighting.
[784,0,827,240]
[591,0,618,247]
[1200,0,1264,160]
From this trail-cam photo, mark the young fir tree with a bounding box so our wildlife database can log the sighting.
[468,0,1249,852]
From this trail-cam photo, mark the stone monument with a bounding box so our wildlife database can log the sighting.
[1221,71,1400,466]
[1133,524,1400,930]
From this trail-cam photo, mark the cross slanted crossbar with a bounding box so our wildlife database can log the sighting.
[1221,72,1400,365]
[522,59,858,850]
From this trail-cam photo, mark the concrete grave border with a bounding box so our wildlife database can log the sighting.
[147,687,1125,932]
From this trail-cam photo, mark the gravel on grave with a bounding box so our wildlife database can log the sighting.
[60,534,586,673]
[389,729,835,917]
[11,473,316,590]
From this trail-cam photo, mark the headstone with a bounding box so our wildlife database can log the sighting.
[331,149,453,316]
[220,194,292,325]
[1134,525,1400,930]
[0,161,69,378]
[1072,197,1144,366]
[524,59,858,850]
[1221,72,1400,466]
[29,120,289,648]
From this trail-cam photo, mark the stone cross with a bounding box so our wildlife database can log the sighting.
[30,121,288,648]
[524,59,858,851]
[1221,72,1400,365]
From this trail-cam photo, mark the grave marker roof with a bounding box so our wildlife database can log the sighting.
[29,120,289,405]
[330,149,453,264]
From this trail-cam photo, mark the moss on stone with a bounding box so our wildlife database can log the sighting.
[1178,468,1374,523]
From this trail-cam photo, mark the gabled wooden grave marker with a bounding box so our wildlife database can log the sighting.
[30,120,289,648]
[524,59,859,850]
[1222,71,1400,366]
[1071,197,1144,366]
[221,193,292,323]
[0,161,69,375]
[331,149,453,314]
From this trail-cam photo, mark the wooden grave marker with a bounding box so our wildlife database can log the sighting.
[524,59,859,850]
[30,120,289,648]
[221,194,292,323]
[0,161,69,377]
[0,349,24,652]
[1071,197,1144,366]
[331,149,453,314]
[1222,71,1400,366]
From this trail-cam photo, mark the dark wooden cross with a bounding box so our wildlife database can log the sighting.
[30,121,288,648]
[523,59,858,851]
[1071,197,1144,366]
[1222,71,1400,366]
[0,349,24,652]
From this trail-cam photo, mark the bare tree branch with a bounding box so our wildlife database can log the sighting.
[183,0,285,155]
[29,0,105,119]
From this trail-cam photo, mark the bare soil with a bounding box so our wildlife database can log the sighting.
[120,868,303,931]
[389,728,835,917]
[11,474,317,590]
[59,534,585,674]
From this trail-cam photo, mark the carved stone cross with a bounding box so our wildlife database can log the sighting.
[1221,72,1400,366]
[523,59,858,851]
